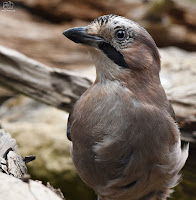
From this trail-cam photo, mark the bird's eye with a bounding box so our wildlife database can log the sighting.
[115,30,126,40]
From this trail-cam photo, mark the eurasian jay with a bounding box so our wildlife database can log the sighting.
[63,15,189,200]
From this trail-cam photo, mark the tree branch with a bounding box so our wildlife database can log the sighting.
[0,45,92,113]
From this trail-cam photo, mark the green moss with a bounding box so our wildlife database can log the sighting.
[173,167,196,200]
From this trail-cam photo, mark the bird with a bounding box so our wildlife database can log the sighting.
[63,15,189,200]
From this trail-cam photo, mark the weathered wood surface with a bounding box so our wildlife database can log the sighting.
[0,45,195,144]
[0,126,27,178]
[159,48,196,145]
[0,173,64,200]
[0,45,92,113]
[166,83,196,144]
[0,125,36,177]
[0,126,64,200]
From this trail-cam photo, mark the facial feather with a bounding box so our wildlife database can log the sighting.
[87,15,160,73]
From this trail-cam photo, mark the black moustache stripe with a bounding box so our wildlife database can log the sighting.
[98,42,128,68]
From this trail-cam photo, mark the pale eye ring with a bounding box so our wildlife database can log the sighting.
[115,30,126,40]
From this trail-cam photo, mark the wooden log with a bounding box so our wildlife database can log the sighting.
[0,126,26,178]
[0,173,64,200]
[0,45,92,113]
[0,126,35,178]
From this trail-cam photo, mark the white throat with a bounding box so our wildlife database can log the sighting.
[89,49,123,83]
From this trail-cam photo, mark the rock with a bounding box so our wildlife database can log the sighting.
[160,47,196,134]
[0,96,96,200]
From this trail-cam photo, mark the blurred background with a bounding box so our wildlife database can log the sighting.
[0,0,196,200]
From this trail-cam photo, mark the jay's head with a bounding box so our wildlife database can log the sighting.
[63,15,160,83]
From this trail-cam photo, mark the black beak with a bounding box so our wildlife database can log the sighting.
[63,27,103,47]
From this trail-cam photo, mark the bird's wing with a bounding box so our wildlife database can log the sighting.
[67,114,72,141]
[168,102,176,121]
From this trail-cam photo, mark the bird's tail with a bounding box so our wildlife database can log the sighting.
[168,142,189,192]
[171,142,189,176]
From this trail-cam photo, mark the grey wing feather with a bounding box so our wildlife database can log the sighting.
[168,102,176,121]
[67,114,72,141]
